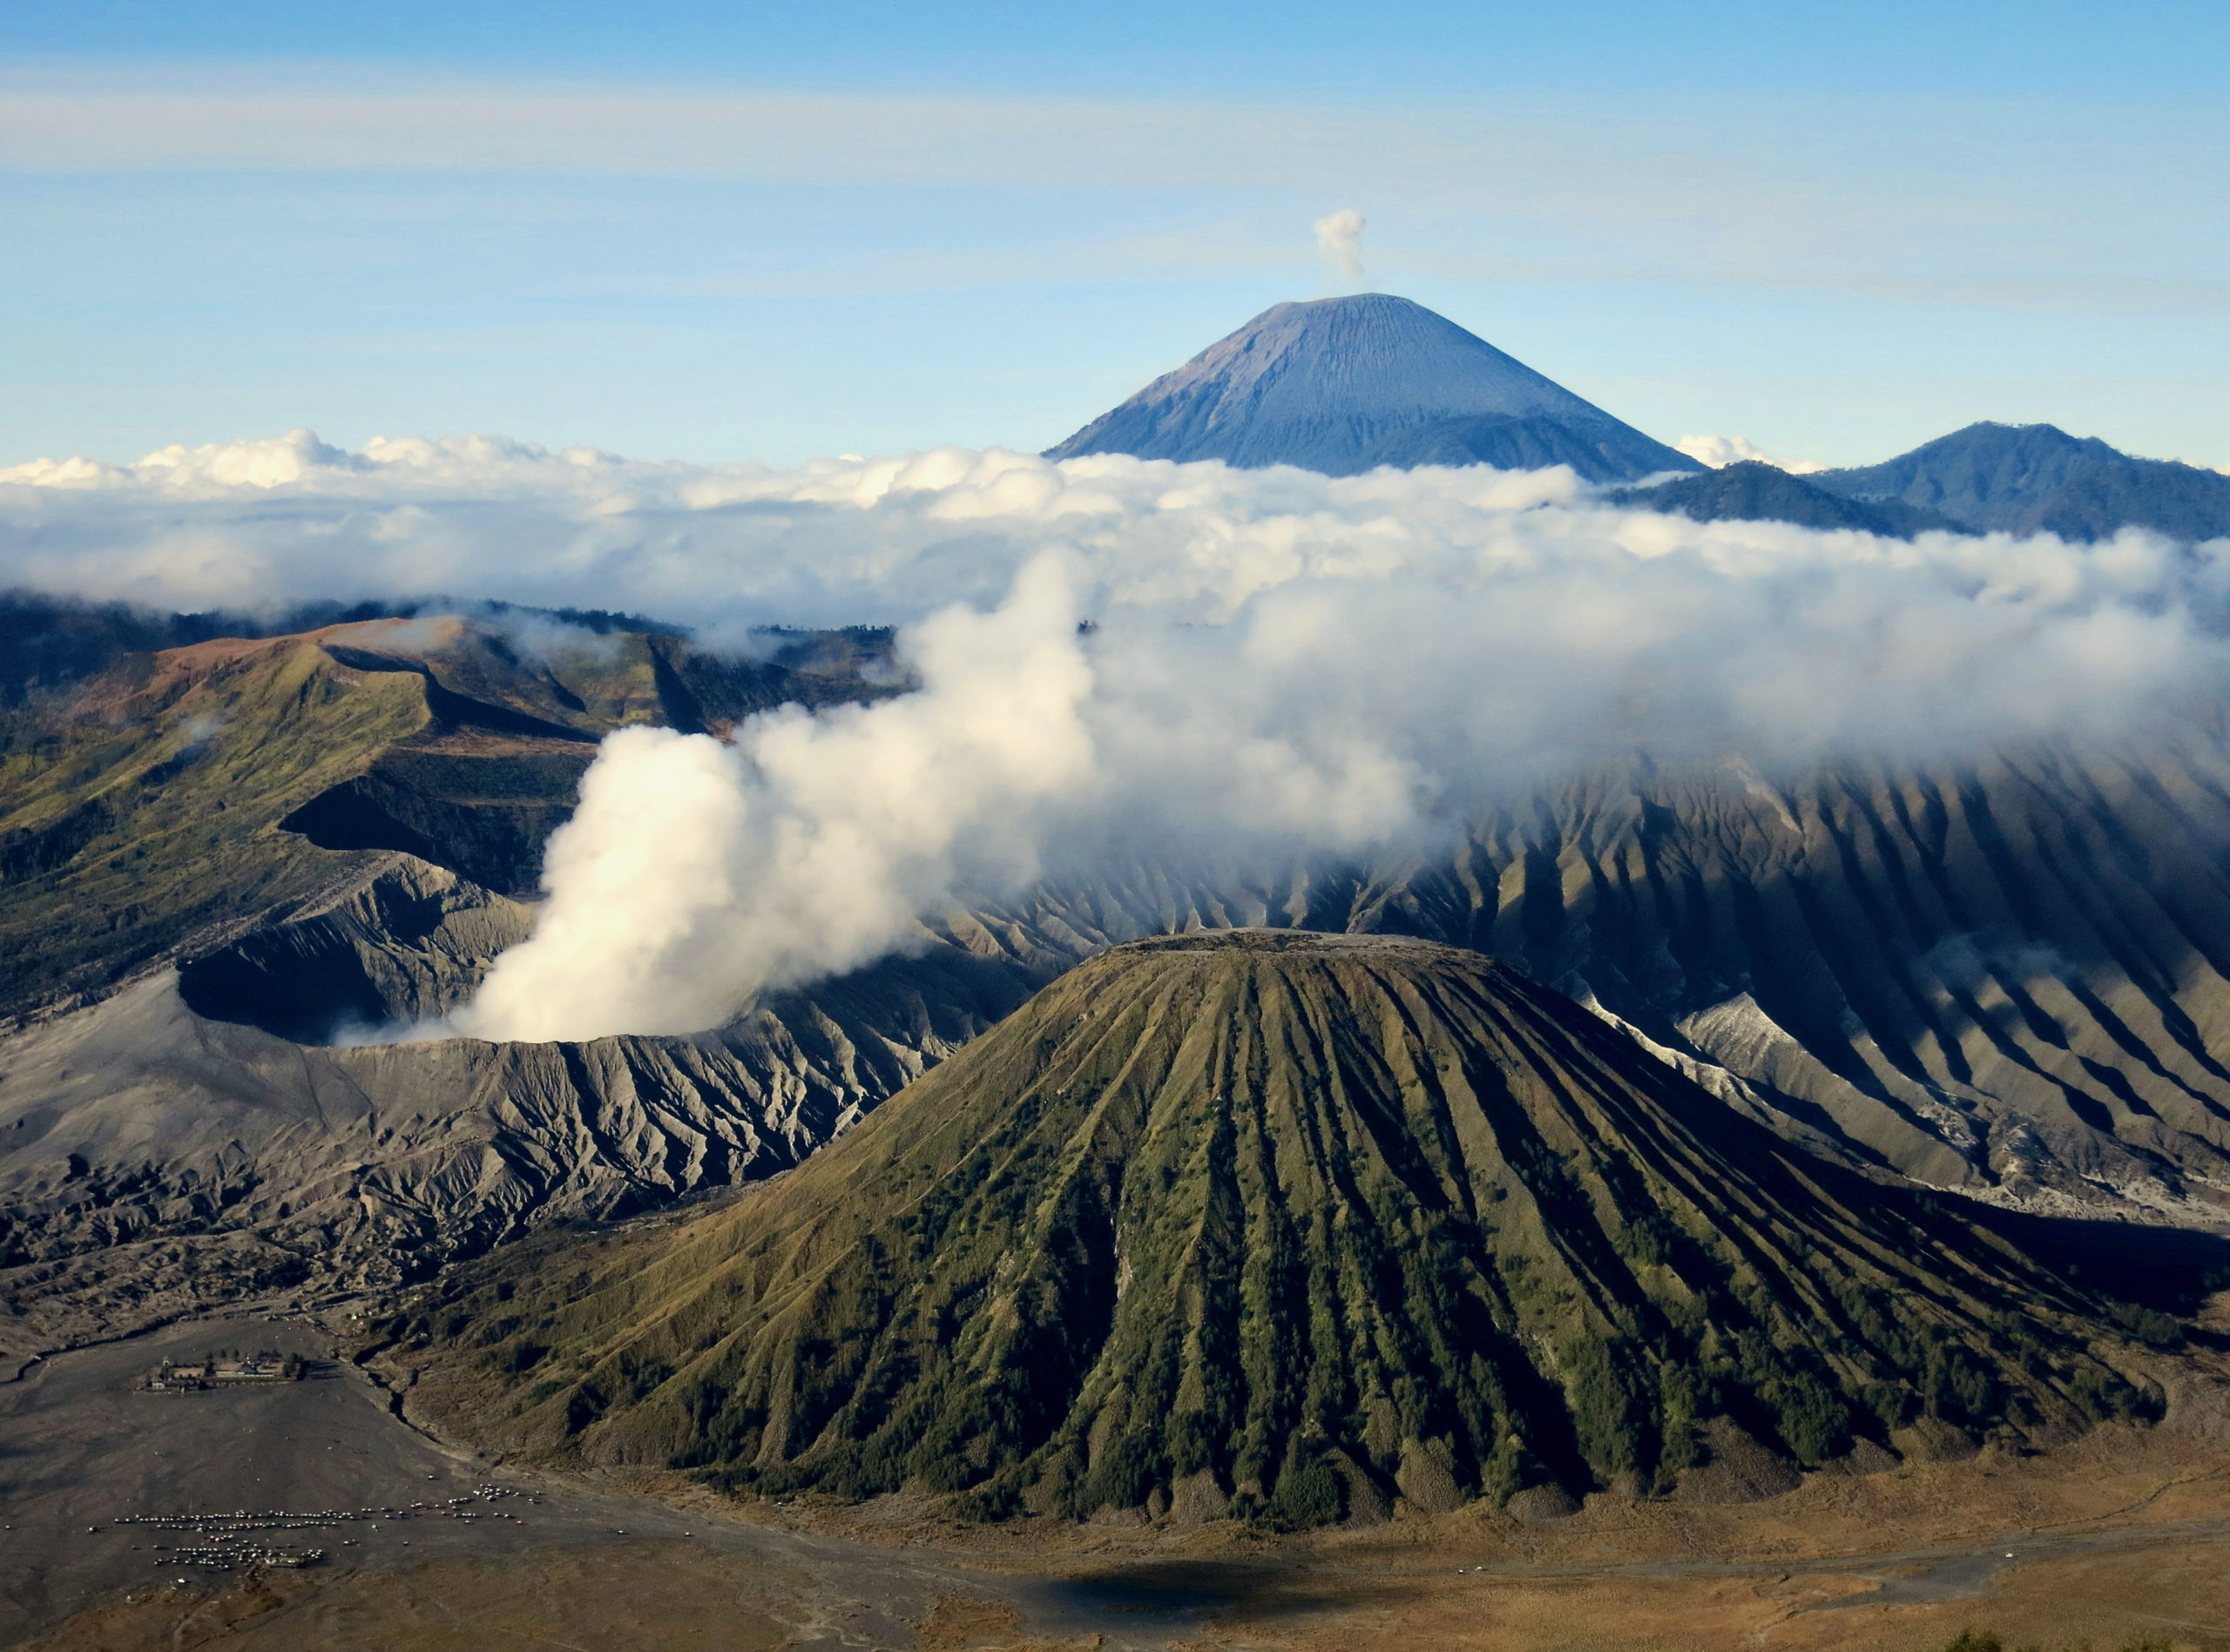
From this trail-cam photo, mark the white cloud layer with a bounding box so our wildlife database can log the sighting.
[9,428,2230,1038]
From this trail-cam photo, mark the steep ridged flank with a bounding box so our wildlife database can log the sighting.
[955,720,2230,1225]
[404,933,2165,1525]
[1044,294,1699,482]
[0,633,435,1018]
[1368,732,2230,1222]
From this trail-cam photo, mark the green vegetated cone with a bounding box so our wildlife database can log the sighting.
[408,931,2165,1525]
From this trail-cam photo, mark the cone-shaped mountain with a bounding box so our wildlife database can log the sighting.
[402,932,2166,1525]
[1044,294,1700,482]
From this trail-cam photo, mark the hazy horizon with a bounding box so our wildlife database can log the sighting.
[3,0,2225,473]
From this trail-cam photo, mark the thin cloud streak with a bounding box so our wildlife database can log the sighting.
[0,81,1490,185]
[7,72,2220,328]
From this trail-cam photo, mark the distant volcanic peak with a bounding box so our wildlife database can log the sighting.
[421,926,2159,1528]
[1045,294,1698,481]
[1813,420,2230,541]
[1611,461,1968,538]
[1929,420,2119,458]
[1141,295,1593,424]
[1821,421,2123,504]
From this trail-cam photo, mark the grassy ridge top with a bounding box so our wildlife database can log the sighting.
[0,635,436,1017]
[0,610,897,1022]
[392,931,2177,1526]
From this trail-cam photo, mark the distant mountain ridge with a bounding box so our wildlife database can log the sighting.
[1614,424,2230,543]
[1045,294,1700,482]
[1045,301,2227,541]
[1813,421,2230,543]
[1610,462,1964,536]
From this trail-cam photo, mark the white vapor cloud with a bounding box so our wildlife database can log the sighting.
[1675,434,1828,474]
[1314,209,1367,287]
[8,429,2230,1039]
[454,556,1093,1039]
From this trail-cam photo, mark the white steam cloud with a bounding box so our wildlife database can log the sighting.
[1674,434,1828,474]
[8,428,2230,1039]
[1314,208,1367,287]
[454,558,1094,1040]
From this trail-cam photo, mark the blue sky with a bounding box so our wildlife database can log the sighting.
[3,2,2226,469]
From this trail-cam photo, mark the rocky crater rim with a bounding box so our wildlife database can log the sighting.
[1112,927,1463,960]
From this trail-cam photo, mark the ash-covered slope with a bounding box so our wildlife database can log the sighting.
[1045,295,1699,482]
[399,932,2173,1524]
[0,899,1050,1370]
[1335,735,2230,1227]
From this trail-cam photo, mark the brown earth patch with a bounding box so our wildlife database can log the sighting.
[16,1544,796,1652]
[916,1591,1108,1650]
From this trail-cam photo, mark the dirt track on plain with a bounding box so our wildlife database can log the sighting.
[11,1313,2230,1650]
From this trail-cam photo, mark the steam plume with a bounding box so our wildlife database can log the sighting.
[454,556,1093,1040]
[1674,434,1828,474]
[1314,209,1367,287]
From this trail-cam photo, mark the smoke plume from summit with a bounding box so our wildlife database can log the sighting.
[1314,208,1367,287]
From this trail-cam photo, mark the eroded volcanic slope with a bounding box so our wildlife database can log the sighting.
[1004,725,2230,1228]
[0,611,1044,1365]
[15,599,2230,1384]
[395,932,2173,1526]
[1296,732,2230,1224]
